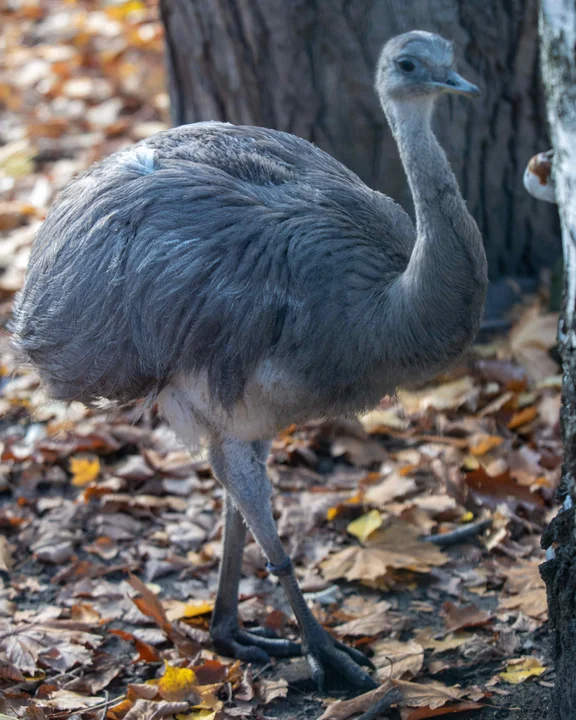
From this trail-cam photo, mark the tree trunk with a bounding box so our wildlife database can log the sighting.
[159,0,559,279]
[539,2,576,717]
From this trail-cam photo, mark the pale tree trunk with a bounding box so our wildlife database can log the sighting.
[159,0,559,279]
[539,1,576,717]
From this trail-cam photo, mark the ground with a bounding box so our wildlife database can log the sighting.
[0,2,563,719]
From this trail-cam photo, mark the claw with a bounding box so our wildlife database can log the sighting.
[306,653,325,694]
[334,639,376,670]
[236,629,301,657]
[303,628,376,691]
[211,622,301,662]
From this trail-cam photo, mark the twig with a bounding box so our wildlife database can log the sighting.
[423,518,492,547]
[99,690,110,720]
[49,693,125,718]
[356,687,403,720]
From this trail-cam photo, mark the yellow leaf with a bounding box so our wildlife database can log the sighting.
[158,663,199,703]
[347,510,383,543]
[164,599,214,622]
[469,434,503,456]
[508,406,538,430]
[70,456,100,486]
[462,455,480,470]
[499,657,546,684]
[177,712,216,720]
[0,140,35,178]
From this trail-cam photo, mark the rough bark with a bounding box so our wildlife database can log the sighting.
[538,2,576,718]
[159,0,559,278]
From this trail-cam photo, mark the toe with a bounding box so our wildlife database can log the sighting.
[213,637,271,664]
[306,652,325,693]
[237,630,302,658]
[334,640,376,670]
[246,626,279,639]
[328,645,377,690]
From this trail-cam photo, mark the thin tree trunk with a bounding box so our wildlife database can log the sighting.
[159,0,559,279]
[539,2,576,717]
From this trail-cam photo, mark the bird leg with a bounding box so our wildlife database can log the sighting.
[209,437,377,692]
[210,487,301,662]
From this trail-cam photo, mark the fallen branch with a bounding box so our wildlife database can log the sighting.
[423,518,492,547]
[356,687,403,720]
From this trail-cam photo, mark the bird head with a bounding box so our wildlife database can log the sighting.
[375,31,480,103]
[523,151,556,204]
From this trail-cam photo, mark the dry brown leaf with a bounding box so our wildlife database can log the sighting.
[256,677,289,704]
[509,307,560,383]
[317,682,394,720]
[441,602,492,632]
[372,639,424,681]
[414,629,472,654]
[0,536,14,572]
[394,679,466,709]
[499,590,548,620]
[334,601,392,637]
[364,472,417,507]
[322,520,447,584]
[399,377,477,414]
[401,703,483,719]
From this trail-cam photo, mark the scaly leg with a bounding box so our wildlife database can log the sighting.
[209,436,376,692]
[210,454,301,660]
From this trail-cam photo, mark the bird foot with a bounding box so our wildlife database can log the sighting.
[302,625,377,693]
[211,618,302,663]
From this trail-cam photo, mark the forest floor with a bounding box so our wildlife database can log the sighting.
[0,1,563,719]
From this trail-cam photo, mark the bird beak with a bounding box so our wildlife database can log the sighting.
[437,70,480,97]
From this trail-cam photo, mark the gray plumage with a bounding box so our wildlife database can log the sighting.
[11,31,488,690]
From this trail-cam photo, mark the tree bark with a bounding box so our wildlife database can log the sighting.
[539,2,576,717]
[159,0,559,278]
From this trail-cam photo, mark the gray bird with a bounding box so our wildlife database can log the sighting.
[11,31,487,691]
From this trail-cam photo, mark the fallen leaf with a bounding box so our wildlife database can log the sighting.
[347,510,384,543]
[441,603,492,632]
[256,677,288,704]
[164,599,214,622]
[372,639,424,681]
[364,473,417,507]
[508,406,538,430]
[399,377,477,413]
[158,662,201,703]
[70,455,101,486]
[468,434,503,456]
[499,656,546,684]
[415,629,472,654]
[322,519,448,584]
[318,682,394,720]
[360,408,410,432]
[402,703,483,719]
[394,680,466,709]
[0,536,14,571]
[499,590,548,620]
[334,601,392,637]
[509,307,560,383]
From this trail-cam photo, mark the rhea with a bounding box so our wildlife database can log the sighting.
[12,31,487,690]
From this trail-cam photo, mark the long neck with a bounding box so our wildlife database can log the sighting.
[383,97,487,376]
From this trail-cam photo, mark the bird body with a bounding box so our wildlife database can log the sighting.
[13,123,415,421]
[11,31,488,691]
[12,120,483,438]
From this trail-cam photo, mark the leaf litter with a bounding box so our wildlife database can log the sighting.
[0,0,562,718]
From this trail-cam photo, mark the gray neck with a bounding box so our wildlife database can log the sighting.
[383,96,487,374]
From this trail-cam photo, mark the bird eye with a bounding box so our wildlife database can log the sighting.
[397,59,416,73]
